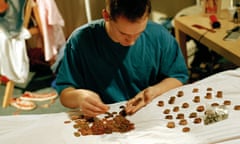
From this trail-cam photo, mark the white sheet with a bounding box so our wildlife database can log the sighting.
[1,68,240,144]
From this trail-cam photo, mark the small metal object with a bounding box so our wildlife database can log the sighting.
[223,26,240,40]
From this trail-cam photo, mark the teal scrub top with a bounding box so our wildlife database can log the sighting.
[55,19,189,104]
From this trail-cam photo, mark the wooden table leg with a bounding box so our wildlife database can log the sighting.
[2,80,14,108]
[174,27,188,66]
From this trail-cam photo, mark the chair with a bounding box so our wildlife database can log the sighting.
[1,0,42,108]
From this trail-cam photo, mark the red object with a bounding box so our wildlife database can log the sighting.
[0,0,9,13]
[209,15,221,28]
[192,24,216,33]
[0,75,9,84]
[210,15,218,22]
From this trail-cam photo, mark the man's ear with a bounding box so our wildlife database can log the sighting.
[102,9,111,21]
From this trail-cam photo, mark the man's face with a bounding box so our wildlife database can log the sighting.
[106,13,148,46]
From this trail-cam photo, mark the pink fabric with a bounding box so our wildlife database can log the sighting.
[36,0,66,61]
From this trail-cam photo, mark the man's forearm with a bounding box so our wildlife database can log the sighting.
[151,77,183,99]
[60,87,80,109]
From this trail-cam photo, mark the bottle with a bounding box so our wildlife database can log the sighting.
[202,0,222,16]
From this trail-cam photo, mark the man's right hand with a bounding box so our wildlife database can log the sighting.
[60,88,109,117]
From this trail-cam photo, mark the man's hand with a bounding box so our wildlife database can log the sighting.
[125,87,155,115]
[125,78,183,115]
[60,88,109,117]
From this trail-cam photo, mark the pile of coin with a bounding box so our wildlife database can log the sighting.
[64,106,134,137]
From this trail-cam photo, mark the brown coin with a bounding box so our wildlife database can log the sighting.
[112,111,118,115]
[193,96,200,103]
[173,106,179,112]
[182,127,190,132]
[179,119,188,125]
[74,132,81,137]
[189,112,197,118]
[223,100,231,105]
[167,121,175,128]
[168,96,176,104]
[165,115,173,120]
[234,105,240,110]
[119,109,127,117]
[64,120,71,124]
[193,117,202,124]
[192,88,199,93]
[206,87,212,91]
[105,112,113,118]
[182,102,189,108]
[176,113,184,119]
[211,102,219,107]
[204,93,212,99]
[73,124,81,129]
[216,91,223,98]
[196,105,205,112]
[177,91,184,97]
[158,100,164,107]
[163,109,170,114]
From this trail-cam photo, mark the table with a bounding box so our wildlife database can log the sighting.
[1,68,240,144]
[174,10,240,66]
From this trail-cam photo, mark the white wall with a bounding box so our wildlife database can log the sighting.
[151,0,195,17]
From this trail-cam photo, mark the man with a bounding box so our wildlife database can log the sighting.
[55,0,188,117]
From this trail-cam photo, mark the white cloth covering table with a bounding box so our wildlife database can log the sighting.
[1,68,240,144]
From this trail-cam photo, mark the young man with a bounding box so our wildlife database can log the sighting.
[55,0,188,117]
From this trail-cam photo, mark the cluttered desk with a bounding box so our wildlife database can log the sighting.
[1,68,240,144]
[174,9,240,66]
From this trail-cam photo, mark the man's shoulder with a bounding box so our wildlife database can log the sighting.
[145,20,172,38]
[74,19,103,31]
[69,19,105,39]
[146,20,168,32]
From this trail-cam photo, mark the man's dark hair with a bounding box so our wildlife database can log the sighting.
[106,0,151,22]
